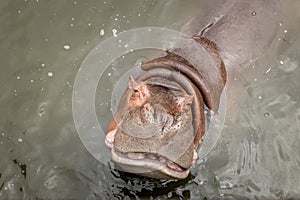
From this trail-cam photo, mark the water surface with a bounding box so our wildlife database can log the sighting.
[0,0,299,199]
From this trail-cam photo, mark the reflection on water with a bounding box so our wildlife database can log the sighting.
[0,0,299,199]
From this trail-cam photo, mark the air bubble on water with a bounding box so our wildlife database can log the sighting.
[251,11,256,16]
[30,79,34,83]
[254,78,257,82]
[8,183,14,188]
[88,23,91,26]
[112,29,118,37]
[17,10,21,14]
[99,29,105,36]
[18,138,23,142]
[41,63,45,67]
[63,45,71,50]
[284,29,288,33]
[106,88,110,92]
[1,133,5,136]
[279,22,283,26]
[264,113,270,118]
[279,60,284,65]
[71,17,75,21]
[108,72,111,76]
[47,72,53,77]
[70,24,74,27]
[16,76,20,80]
[74,1,78,5]
[258,95,262,100]
[124,44,128,48]
[138,13,141,17]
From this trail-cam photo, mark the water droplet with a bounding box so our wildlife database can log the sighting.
[63,45,71,50]
[265,67,272,74]
[38,103,47,117]
[99,29,105,36]
[112,29,117,37]
[47,72,53,77]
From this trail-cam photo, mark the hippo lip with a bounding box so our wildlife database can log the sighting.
[105,129,191,179]
[110,148,190,179]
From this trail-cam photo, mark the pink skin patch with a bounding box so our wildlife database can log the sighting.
[105,129,116,149]
[128,77,150,109]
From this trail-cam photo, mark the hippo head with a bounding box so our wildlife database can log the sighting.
[105,70,204,179]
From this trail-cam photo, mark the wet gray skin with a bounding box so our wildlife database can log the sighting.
[105,0,280,179]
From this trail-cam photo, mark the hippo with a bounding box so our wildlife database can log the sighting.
[105,0,280,179]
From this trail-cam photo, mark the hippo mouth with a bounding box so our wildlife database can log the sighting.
[106,129,192,179]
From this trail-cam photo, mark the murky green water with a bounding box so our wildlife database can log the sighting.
[0,0,299,199]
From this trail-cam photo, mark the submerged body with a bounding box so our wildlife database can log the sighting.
[105,0,280,179]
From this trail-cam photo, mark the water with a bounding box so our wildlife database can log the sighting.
[0,0,299,199]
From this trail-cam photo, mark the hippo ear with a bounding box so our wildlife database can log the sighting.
[128,76,150,108]
[176,94,193,112]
